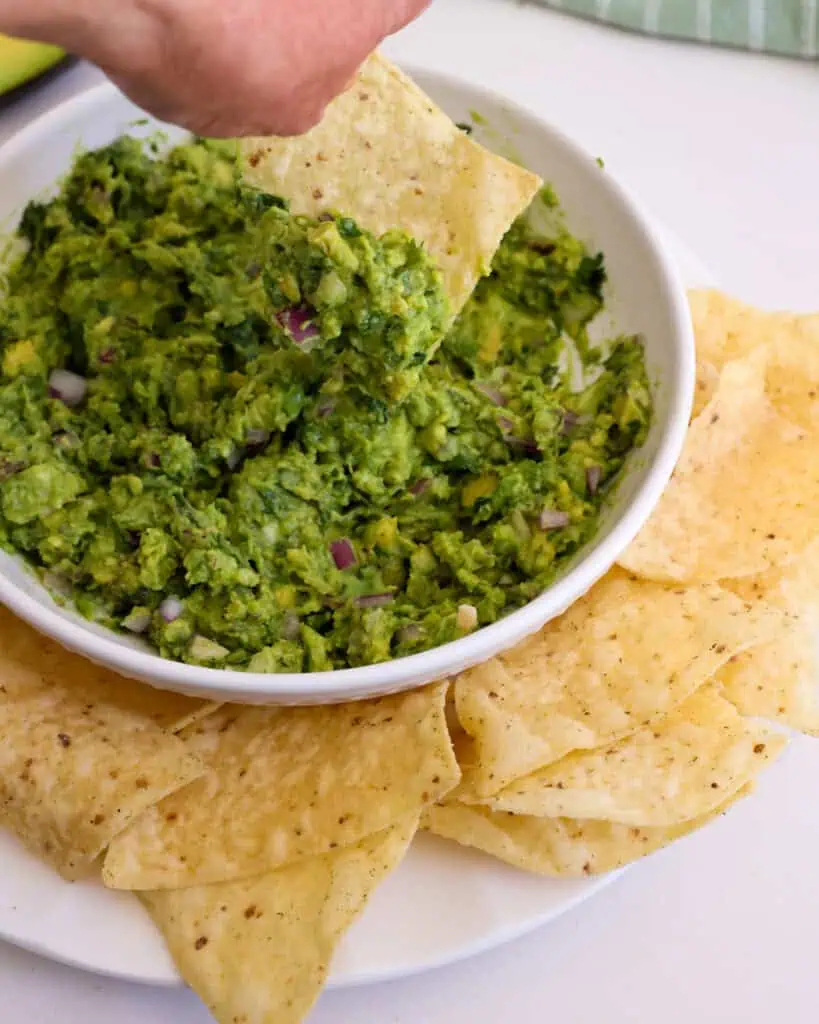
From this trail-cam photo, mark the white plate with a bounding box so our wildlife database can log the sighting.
[0,224,712,987]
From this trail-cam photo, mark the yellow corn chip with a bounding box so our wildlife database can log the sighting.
[142,816,416,1024]
[480,685,785,825]
[104,682,458,889]
[717,622,819,734]
[688,289,797,367]
[690,290,819,430]
[759,323,819,432]
[0,606,217,732]
[0,609,205,879]
[727,537,819,623]
[241,53,541,312]
[453,570,782,797]
[423,788,751,877]
[692,357,719,419]
[619,349,819,582]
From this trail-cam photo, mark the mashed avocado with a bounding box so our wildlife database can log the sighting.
[0,138,651,671]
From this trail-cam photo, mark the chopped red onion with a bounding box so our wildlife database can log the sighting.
[123,609,151,634]
[159,596,183,623]
[315,398,336,419]
[560,410,579,435]
[52,430,79,451]
[586,465,602,495]
[48,368,87,407]
[410,478,431,497]
[475,382,507,406]
[0,459,24,480]
[539,507,570,530]
[276,306,320,346]
[99,348,115,365]
[497,416,515,434]
[281,613,300,640]
[456,604,478,632]
[506,436,540,456]
[355,592,393,608]
[330,538,356,570]
[43,571,72,597]
[397,624,423,644]
[246,428,270,447]
[226,447,242,470]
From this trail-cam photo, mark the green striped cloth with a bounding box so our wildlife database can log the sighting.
[533,0,819,57]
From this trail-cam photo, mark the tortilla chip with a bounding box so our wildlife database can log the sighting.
[726,537,819,623]
[480,685,785,825]
[422,788,750,877]
[104,682,458,889]
[241,53,541,312]
[453,570,782,797]
[688,289,796,368]
[692,357,719,419]
[759,323,819,432]
[142,816,416,1024]
[690,291,819,427]
[0,606,217,732]
[619,349,819,582]
[717,622,819,734]
[0,609,205,879]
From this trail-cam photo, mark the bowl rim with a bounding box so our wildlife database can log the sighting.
[0,71,695,702]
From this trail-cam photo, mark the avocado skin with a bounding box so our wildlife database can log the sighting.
[0,35,64,95]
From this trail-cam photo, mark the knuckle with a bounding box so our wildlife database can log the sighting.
[268,105,326,138]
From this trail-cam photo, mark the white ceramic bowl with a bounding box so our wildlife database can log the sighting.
[0,70,694,704]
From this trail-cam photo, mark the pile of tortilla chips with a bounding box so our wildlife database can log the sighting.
[1,47,818,1023]
[0,609,460,1023]
[427,290,819,879]
[1,290,817,1024]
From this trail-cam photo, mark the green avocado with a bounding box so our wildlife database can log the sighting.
[0,137,652,671]
[0,35,64,96]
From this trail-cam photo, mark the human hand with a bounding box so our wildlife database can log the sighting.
[2,0,430,136]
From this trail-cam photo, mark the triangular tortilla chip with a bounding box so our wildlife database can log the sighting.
[142,816,416,1024]
[241,52,541,312]
[423,787,751,877]
[453,570,782,797]
[480,686,785,825]
[104,682,458,889]
[0,608,205,878]
[619,349,819,582]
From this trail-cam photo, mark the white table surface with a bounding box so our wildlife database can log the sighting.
[2,1,819,1021]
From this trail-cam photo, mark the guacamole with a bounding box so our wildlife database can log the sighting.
[0,138,651,671]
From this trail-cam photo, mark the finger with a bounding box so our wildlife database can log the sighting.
[386,0,433,33]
